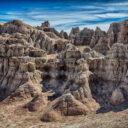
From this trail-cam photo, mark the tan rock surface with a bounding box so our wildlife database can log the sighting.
[0,19,128,128]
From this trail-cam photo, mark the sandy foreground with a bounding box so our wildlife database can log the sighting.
[0,100,128,128]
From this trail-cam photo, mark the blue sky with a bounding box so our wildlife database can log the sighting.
[0,0,128,32]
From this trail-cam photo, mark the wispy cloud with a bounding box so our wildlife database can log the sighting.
[96,13,128,18]
[0,0,128,32]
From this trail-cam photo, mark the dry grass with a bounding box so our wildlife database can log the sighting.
[0,100,128,128]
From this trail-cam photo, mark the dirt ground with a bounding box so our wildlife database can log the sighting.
[0,100,128,128]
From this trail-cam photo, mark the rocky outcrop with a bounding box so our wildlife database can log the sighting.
[117,20,128,44]
[0,19,128,123]
[107,22,120,47]
[89,43,128,106]
[60,30,69,39]
[69,27,94,45]
[41,21,50,28]
[90,27,106,48]
[69,20,128,55]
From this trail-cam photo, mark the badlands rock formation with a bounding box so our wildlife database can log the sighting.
[0,19,128,123]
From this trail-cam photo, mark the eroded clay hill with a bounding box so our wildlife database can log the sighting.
[0,20,128,123]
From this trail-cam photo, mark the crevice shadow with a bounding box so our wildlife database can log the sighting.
[96,102,128,114]
[89,74,128,114]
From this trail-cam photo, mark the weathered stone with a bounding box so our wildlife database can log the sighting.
[110,88,125,105]
[41,21,50,28]
[25,94,47,111]
[0,19,128,124]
